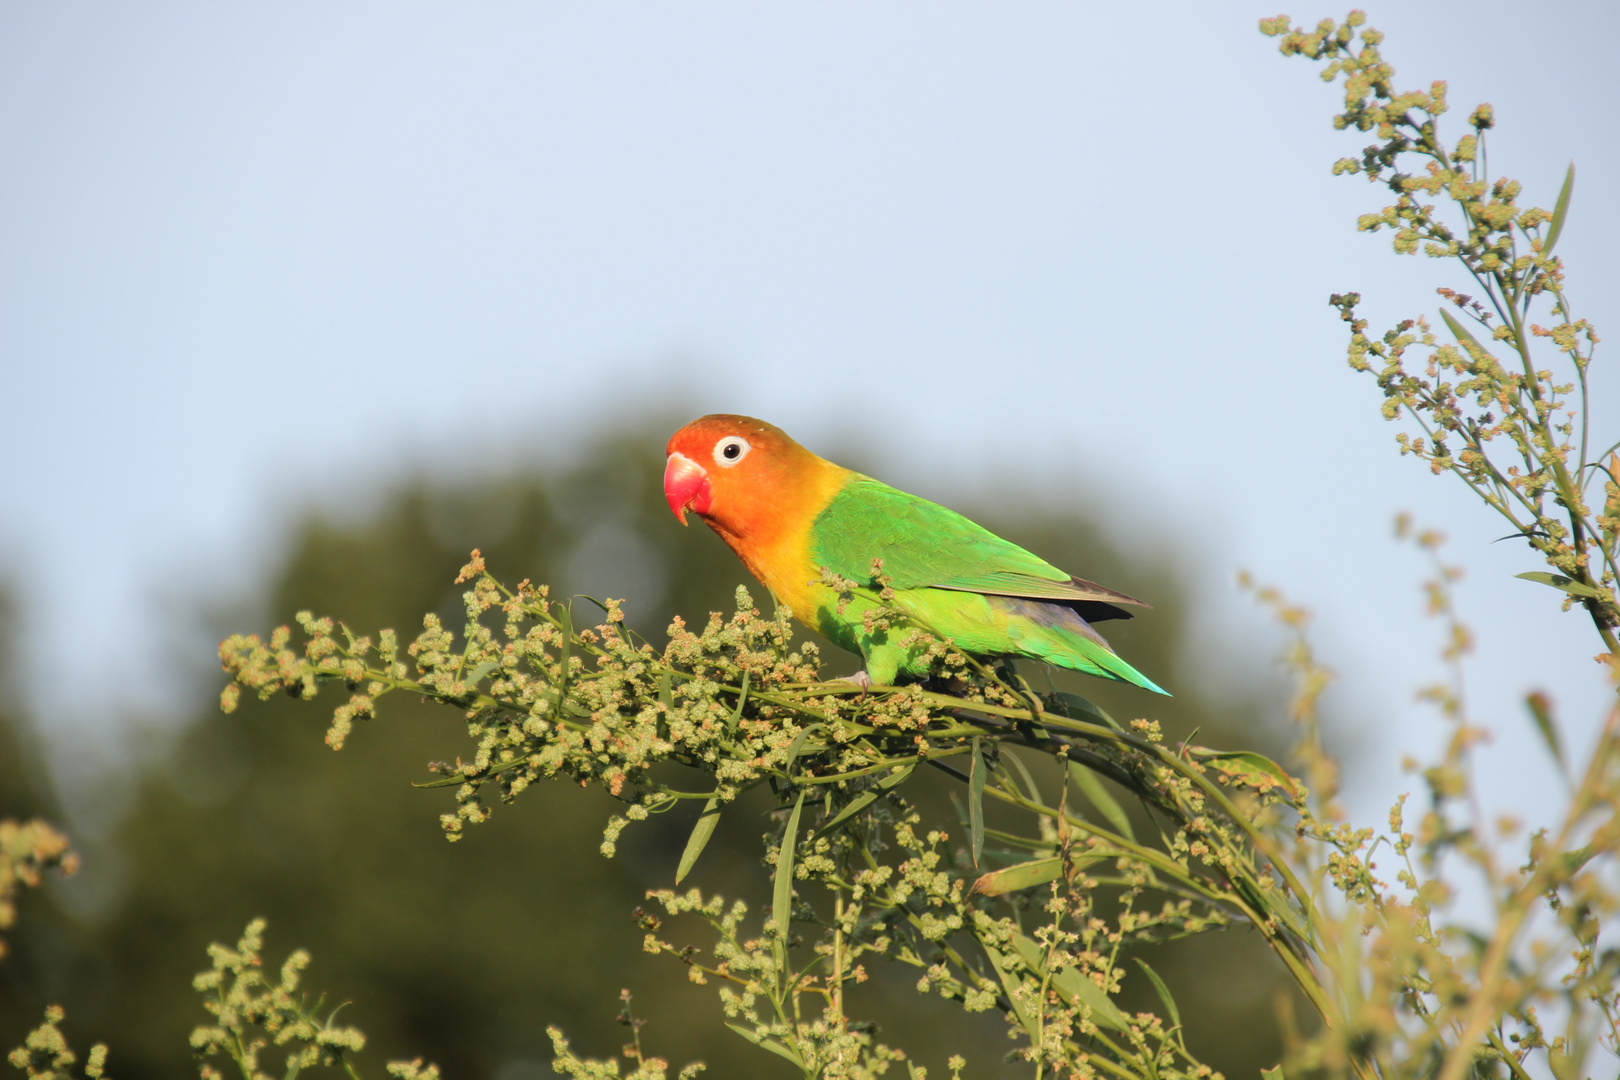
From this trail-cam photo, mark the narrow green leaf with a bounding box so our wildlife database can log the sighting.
[1525,691,1566,773]
[1047,962,1130,1032]
[675,795,722,884]
[410,775,467,790]
[1544,162,1575,255]
[972,850,1116,897]
[1187,747,1305,801]
[727,670,749,730]
[1050,691,1123,731]
[412,757,527,788]
[782,724,820,775]
[556,603,573,702]
[1439,307,1501,366]
[1261,1068,1286,1080]
[772,789,805,964]
[979,942,1035,1034]
[1010,932,1128,1032]
[1558,841,1600,876]
[972,857,1060,896]
[1516,570,1605,599]
[658,671,672,711]
[813,764,915,838]
[1006,750,1042,804]
[1133,957,1181,1029]
[1068,760,1136,842]
[968,738,986,868]
[724,1024,804,1068]
[461,659,500,687]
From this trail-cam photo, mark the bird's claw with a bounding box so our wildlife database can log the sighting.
[838,670,873,692]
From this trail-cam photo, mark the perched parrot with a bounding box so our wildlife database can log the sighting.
[663,414,1166,694]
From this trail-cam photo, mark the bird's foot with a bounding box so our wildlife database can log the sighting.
[837,670,874,691]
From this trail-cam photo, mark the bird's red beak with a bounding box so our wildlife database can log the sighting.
[664,452,712,525]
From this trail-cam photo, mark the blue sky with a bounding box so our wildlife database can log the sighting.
[3,1,1617,833]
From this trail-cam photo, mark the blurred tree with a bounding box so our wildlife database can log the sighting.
[0,421,1305,1078]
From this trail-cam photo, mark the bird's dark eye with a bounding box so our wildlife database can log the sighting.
[713,436,751,468]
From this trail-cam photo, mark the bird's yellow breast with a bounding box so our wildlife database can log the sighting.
[705,460,852,624]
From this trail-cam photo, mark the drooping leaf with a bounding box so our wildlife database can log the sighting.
[1439,307,1502,366]
[1525,691,1567,773]
[813,764,915,839]
[461,659,500,687]
[1006,750,1042,804]
[782,724,823,775]
[1187,747,1305,801]
[1050,691,1124,731]
[772,789,805,967]
[1558,841,1600,876]
[1261,1067,1287,1080]
[1133,957,1181,1030]
[556,602,573,695]
[1544,162,1575,255]
[1068,759,1136,842]
[412,758,524,789]
[979,941,1035,1033]
[1009,932,1128,1032]
[675,795,722,884]
[727,670,749,730]
[971,849,1115,897]
[969,737,986,868]
[1516,571,1604,599]
[1548,1047,1583,1080]
[972,857,1060,896]
[411,774,468,790]
[725,1024,804,1068]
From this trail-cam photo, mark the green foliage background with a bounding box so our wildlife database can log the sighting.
[0,422,1299,1078]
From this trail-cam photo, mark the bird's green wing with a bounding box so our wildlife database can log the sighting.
[810,477,1145,610]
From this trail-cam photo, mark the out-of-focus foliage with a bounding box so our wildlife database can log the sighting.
[0,594,78,969]
[0,425,1292,1079]
[9,919,444,1080]
[8,1006,108,1080]
[0,821,77,963]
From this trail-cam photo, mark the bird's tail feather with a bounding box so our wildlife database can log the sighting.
[1048,632,1169,695]
[993,596,1169,695]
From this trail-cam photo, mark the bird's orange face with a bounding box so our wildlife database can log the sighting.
[664,415,854,610]
[664,415,811,537]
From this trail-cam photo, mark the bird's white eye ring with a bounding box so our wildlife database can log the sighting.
[713,435,751,467]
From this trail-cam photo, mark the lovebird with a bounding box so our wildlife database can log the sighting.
[663,415,1165,694]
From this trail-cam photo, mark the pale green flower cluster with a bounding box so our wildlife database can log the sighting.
[10,921,442,1080]
[0,818,78,961]
[7,1008,107,1080]
[211,545,1315,1078]
[1262,11,1618,647]
[189,918,367,1080]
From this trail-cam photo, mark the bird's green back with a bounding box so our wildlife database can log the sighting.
[810,477,1138,607]
[804,476,1165,694]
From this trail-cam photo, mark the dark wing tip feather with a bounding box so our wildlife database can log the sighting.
[931,573,1150,621]
[1067,576,1150,609]
[1070,600,1136,625]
